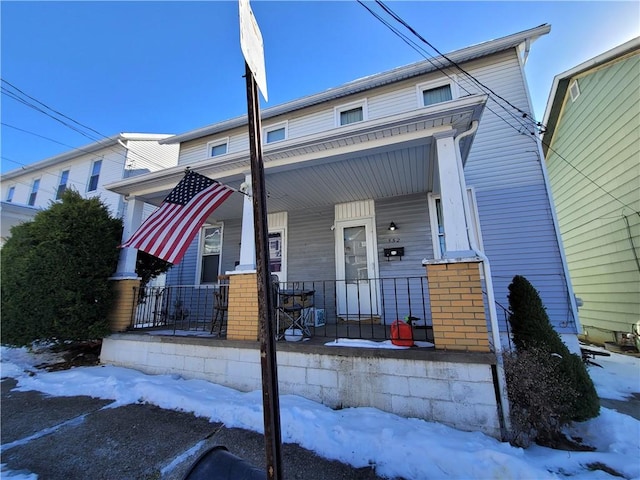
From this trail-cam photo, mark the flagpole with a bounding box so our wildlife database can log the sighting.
[244,61,284,480]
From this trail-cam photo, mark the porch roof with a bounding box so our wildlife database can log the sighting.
[105,94,486,220]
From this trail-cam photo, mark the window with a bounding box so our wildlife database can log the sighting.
[335,100,367,126]
[56,170,70,200]
[207,139,229,158]
[199,225,222,284]
[269,232,282,273]
[88,160,102,192]
[28,179,40,206]
[428,188,483,259]
[417,79,456,108]
[569,80,580,102]
[6,186,15,203]
[264,123,287,144]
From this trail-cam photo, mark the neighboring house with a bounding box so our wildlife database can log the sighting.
[542,37,640,347]
[102,25,580,439]
[0,133,180,241]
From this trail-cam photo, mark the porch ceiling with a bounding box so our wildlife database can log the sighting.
[106,95,487,221]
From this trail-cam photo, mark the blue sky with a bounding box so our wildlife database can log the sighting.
[1,1,638,175]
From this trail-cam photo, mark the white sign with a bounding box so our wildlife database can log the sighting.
[239,0,268,101]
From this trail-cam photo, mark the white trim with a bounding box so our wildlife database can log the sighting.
[334,99,368,127]
[428,188,483,260]
[206,137,230,158]
[268,212,288,282]
[195,223,224,286]
[263,121,288,144]
[416,75,459,107]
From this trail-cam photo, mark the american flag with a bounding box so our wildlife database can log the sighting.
[121,170,234,264]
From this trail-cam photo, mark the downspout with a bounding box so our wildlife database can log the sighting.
[454,120,512,437]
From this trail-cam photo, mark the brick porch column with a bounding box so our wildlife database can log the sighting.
[226,272,259,341]
[107,278,140,332]
[424,258,490,352]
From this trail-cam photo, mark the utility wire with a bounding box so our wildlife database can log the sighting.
[360,0,639,216]
[1,79,171,171]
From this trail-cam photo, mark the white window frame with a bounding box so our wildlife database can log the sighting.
[335,99,368,127]
[267,212,288,282]
[428,187,483,259]
[263,121,288,144]
[28,178,40,206]
[207,138,229,159]
[6,186,15,203]
[569,79,580,102]
[87,159,102,192]
[196,224,224,286]
[416,77,458,108]
[56,169,70,200]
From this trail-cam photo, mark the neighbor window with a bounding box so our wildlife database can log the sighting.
[569,80,580,102]
[265,124,286,144]
[207,139,229,158]
[6,186,15,203]
[335,100,367,126]
[88,160,102,192]
[28,179,40,206]
[199,225,222,284]
[56,170,70,200]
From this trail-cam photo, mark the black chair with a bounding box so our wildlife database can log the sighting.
[210,275,230,336]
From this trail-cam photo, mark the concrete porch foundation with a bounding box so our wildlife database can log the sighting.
[101,333,502,439]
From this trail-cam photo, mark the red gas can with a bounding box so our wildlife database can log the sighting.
[391,320,414,347]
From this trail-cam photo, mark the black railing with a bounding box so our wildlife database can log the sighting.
[131,276,435,343]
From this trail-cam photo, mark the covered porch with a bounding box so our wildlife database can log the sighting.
[107,94,498,353]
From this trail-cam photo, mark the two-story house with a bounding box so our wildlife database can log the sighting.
[1,133,179,246]
[542,37,640,348]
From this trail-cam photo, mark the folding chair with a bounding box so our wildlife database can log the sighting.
[276,287,314,340]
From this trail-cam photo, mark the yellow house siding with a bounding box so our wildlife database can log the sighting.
[546,51,640,337]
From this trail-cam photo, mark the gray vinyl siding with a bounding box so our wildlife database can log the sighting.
[166,46,575,334]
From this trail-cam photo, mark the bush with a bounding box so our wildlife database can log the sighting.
[1,190,123,346]
[506,275,599,444]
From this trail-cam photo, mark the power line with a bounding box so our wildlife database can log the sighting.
[1,79,171,171]
[359,1,639,216]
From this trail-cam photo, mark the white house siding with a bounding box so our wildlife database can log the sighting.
[125,139,179,172]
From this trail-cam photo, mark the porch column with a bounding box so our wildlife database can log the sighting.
[108,196,144,332]
[236,172,256,271]
[113,196,145,278]
[433,130,474,258]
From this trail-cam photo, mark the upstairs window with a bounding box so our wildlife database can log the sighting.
[207,139,229,158]
[336,100,367,126]
[56,170,70,200]
[199,225,222,284]
[88,160,102,192]
[28,179,40,206]
[265,123,287,144]
[417,79,456,108]
[6,186,15,203]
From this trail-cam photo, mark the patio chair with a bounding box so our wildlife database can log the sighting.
[276,286,314,341]
[210,275,230,336]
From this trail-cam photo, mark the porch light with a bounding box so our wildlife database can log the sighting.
[388,222,397,231]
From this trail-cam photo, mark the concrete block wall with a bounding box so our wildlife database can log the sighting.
[425,260,490,352]
[101,334,501,438]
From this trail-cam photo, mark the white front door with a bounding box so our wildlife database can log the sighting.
[335,217,380,319]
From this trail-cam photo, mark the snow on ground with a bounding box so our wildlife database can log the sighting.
[1,344,639,480]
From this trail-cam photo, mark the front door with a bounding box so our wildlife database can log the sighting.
[335,218,379,319]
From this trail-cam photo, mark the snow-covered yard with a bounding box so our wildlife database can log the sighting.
[1,344,638,479]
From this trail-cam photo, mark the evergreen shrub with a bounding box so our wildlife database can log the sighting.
[1,190,123,346]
